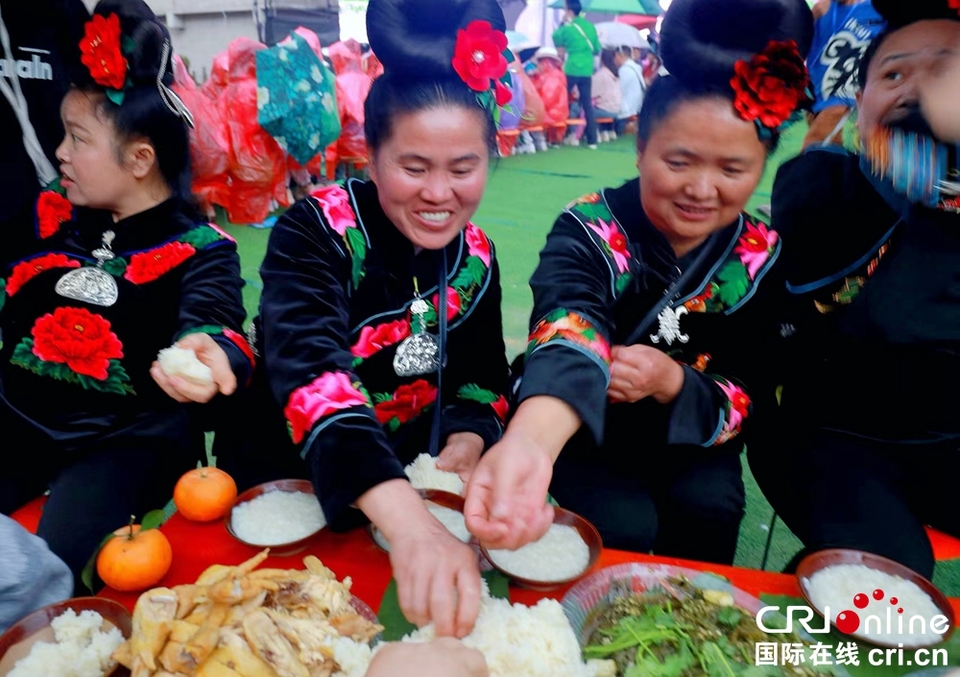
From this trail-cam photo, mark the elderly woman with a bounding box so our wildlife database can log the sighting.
[465,0,813,563]
[222,0,512,639]
[750,0,960,580]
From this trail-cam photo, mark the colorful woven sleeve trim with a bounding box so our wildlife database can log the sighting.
[526,309,611,371]
[285,371,373,444]
[704,376,751,447]
[178,325,256,369]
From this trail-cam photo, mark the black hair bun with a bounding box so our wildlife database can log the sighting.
[661,0,813,90]
[872,0,959,28]
[366,0,506,78]
[91,0,174,87]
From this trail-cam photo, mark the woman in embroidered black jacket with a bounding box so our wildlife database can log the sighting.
[0,0,252,588]
[219,0,511,640]
[465,0,812,564]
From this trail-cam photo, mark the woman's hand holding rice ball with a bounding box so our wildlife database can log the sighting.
[152,332,237,403]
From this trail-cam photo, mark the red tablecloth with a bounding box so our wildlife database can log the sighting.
[95,513,960,617]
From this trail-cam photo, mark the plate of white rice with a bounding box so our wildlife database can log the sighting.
[227,479,327,552]
[797,549,955,648]
[481,508,602,590]
[0,599,130,677]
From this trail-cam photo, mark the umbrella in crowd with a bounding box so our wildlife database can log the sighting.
[547,0,660,14]
[594,21,647,48]
[256,32,341,166]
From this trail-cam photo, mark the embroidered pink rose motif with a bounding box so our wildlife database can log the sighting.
[465,224,491,268]
[285,371,370,444]
[351,319,411,359]
[587,219,631,274]
[735,221,778,279]
[310,184,357,237]
[431,287,462,320]
[715,379,751,434]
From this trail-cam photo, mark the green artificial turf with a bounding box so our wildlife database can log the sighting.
[220,124,960,594]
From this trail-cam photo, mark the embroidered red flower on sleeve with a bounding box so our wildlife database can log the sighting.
[31,307,123,380]
[452,21,509,94]
[351,319,411,359]
[6,254,81,296]
[37,191,73,239]
[730,40,811,130]
[492,395,509,422]
[80,13,127,90]
[124,241,196,284]
[374,380,438,425]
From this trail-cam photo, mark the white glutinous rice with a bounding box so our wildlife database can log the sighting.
[487,524,589,582]
[329,636,375,677]
[230,489,326,545]
[397,581,594,677]
[157,346,213,385]
[428,504,471,543]
[8,608,124,677]
[804,564,948,647]
[372,504,470,552]
[404,453,464,495]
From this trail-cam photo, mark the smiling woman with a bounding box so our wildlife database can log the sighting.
[464,0,813,565]
[213,0,513,642]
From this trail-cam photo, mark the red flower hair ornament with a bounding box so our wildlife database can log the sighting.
[451,21,515,120]
[730,39,812,135]
[80,13,129,103]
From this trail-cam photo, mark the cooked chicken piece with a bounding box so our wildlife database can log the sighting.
[242,610,310,677]
[217,632,282,677]
[263,608,336,666]
[209,575,279,605]
[329,611,382,643]
[302,557,335,580]
[131,587,179,672]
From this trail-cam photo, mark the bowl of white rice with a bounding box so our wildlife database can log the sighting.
[227,479,327,555]
[797,549,955,649]
[368,489,470,553]
[0,598,130,677]
[480,508,602,591]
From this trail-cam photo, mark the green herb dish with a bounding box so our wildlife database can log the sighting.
[562,563,842,677]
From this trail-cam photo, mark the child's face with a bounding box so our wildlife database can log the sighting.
[56,90,136,211]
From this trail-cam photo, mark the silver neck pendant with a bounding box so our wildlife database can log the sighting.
[55,230,119,307]
[393,279,440,377]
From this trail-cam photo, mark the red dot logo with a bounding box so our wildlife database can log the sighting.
[890,597,899,605]
[854,593,869,609]
[873,589,885,601]
[898,608,904,614]
[836,610,861,634]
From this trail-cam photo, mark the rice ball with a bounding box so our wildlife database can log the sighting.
[157,346,214,385]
